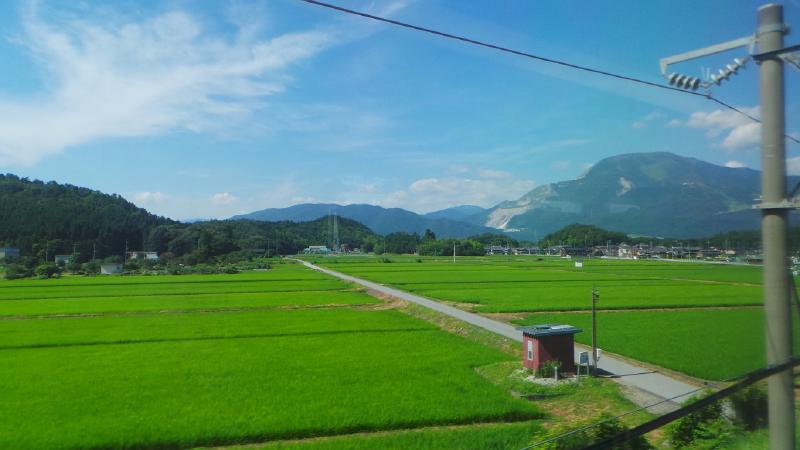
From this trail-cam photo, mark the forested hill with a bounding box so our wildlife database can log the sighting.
[0,174,171,258]
[0,174,381,262]
[144,217,380,263]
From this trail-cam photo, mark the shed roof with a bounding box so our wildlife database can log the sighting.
[518,324,582,337]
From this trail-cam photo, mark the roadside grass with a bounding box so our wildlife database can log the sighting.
[0,290,375,318]
[236,421,542,450]
[0,307,541,449]
[513,308,800,380]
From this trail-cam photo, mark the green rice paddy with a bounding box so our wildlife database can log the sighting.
[311,255,796,381]
[0,262,550,449]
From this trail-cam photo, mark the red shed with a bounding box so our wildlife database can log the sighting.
[518,324,582,373]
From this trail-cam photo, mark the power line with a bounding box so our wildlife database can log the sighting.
[300,0,702,97]
[517,384,707,450]
[584,356,800,449]
[299,0,800,146]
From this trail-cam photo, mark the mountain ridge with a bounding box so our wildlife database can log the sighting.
[468,152,797,239]
[231,203,497,238]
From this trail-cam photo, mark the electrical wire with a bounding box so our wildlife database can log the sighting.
[299,0,800,146]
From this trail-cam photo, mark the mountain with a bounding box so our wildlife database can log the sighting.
[469,152,798,239]
[232,203,496,238]
[0,174,173,258]
[0,174,381,261]
[423,205,487,221]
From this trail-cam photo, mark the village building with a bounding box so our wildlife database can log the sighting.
[518,324,582,373]
[303,245,331,254]
[100,263,124,274]
[54,255,73,265]
[0,247,20,259]
[126,251,159,261]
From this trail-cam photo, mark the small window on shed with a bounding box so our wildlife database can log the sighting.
[527,340,533,360]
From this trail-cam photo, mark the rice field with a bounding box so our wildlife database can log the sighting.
[0,262,557,449]
[310,255,795,381]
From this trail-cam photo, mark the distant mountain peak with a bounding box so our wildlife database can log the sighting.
[471,152,793,239]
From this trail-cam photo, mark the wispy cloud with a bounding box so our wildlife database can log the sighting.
[132,191,168,206]
[211,192,239,206]
[379,169,535,212]
[0,3,331,166]
[724,160,746,168]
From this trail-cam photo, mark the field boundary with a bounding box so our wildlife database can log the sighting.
[198,419,538,449]
[298,259,705,407]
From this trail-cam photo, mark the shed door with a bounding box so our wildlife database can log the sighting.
[527,340,533,360]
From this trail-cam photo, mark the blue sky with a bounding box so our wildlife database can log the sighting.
[0,0,798,220]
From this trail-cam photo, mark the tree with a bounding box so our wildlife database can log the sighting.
[35,263,61,279]
[422,229,436,241]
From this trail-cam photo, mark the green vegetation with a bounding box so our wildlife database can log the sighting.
[306,255,794,381]
[539,223,628,248]
[0,262,554,449]
[519,309,800,380]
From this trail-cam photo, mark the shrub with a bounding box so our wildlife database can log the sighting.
[537,360,562,378]
[668,393,731,448]
[4,263,33,280]
[35,263,61,279]
[82,260,100,275]
[729,385,767,431]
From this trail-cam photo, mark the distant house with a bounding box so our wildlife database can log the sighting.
[54,255,72,265]
[126,251,159,261]
[486,245,508,255]
[100,263,123,274]
[303,246,330,254]
[0,247,20,259]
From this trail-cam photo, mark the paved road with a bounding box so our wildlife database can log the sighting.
[300,260,705,408]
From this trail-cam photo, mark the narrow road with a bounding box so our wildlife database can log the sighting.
[300,260,704,409]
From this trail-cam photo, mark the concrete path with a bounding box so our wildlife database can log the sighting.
[300,260,705,409]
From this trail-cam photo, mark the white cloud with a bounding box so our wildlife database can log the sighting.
[665,119,682,128]
[380,170,535,212]
[0,5,331,166]
[788,157,800,176]
[551,160,571,171]
[724,160,747,168]
[683,107,761,150]
[721,122,761,149]
[632,111,665,129]
[132,191,167,206]
[211,192,239,206]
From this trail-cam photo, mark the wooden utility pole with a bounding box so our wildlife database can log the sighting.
[591,286,599,375]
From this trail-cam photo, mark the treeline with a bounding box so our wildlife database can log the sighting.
[372,229,518,256]
[144,217,378,264]
[539,224,628,248]
[538,222,800,252]
[0,174,172,259]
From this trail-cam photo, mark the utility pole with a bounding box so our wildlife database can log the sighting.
[757,5,794,449]
[591,286,599,376]
[92,242,96,261]
[659,5,798,447]
[453,242,456,264]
